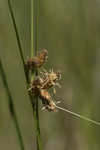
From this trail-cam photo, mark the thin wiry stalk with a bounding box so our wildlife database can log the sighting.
[31,0,42,149]
[31,0,34,57]
[56,105,100,126]
[0,60,25,150]
[8,0,24,64]
[8,0,29,83]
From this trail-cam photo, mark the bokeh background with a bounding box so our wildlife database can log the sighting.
[0,0,100,150]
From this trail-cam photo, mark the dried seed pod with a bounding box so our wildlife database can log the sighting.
[39,89,56,112]
[26,49,48,70]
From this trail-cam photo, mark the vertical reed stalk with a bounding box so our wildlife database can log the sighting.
[31,0,34,58]
[31,0,42,149]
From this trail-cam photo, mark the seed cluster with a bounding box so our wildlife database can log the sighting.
[26,49,48,70]
[26,49,61,112]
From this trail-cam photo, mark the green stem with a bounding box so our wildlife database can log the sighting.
[34,0,39,54]
[8,0,29,83]
[31,0,34,57]
[31,0,42,150]
[8,0,24,64]
[0,60,25,150]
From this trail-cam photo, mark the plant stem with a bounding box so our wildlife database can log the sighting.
[8,0,24,64]
[31,0,42,149]
[8,0,29,83]
[31,0,34,58]
[0,60,25,150]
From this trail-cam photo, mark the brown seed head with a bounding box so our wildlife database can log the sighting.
[40,69,61,89]
[26,49,48,70]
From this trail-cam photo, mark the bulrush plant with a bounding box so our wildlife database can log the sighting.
[7,0,100,150]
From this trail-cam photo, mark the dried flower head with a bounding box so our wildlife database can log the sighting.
[40,69,61,90]
[28,68,61,97]
[28,79,56,111]
[26,49,48,70]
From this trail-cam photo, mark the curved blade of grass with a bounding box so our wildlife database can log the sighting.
[0,60,25,150]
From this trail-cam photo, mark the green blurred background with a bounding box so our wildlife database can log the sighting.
[0,0,100,150]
